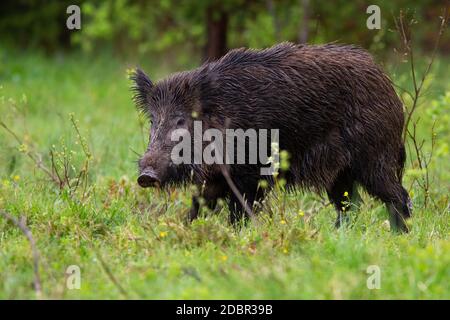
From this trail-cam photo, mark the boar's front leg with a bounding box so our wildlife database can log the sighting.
[187,179,228,222]
[188,195,219,221]
[227,177,266,226]
[188,197,201,222]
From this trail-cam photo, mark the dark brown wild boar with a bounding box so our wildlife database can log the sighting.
[132,42,412,232]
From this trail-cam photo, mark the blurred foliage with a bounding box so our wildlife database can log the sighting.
[0,0,448,61]
[0,0,76,50]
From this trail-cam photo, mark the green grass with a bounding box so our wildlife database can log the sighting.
[0,48,449,299]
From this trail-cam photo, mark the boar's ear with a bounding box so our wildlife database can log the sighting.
[130,68,154,115]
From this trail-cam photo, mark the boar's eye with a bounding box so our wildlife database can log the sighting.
[176,118,186,128]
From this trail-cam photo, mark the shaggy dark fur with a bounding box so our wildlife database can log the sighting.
[132,42,412,232]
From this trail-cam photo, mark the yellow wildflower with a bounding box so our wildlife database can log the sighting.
[159,231,168,238]
[125,68,136,78]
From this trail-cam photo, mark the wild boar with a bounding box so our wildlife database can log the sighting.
[132,42,411,232]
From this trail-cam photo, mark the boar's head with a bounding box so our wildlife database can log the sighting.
[131,68,198,188]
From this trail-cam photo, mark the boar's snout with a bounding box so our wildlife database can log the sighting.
[137,168,161,188]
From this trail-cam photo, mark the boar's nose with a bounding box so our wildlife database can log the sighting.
[137,170,161,188]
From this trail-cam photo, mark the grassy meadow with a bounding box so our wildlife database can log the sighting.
[0,48,449,299]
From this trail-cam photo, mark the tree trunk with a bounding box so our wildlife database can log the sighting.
[204,5,228,61]
[266,0,280,41]
[298,0,310,43]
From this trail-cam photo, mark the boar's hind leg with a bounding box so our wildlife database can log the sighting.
[385,187,412,233]
[326,169,359,228]
[361,168,412,233]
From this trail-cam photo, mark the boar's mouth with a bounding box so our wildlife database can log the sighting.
[137,169,161,188]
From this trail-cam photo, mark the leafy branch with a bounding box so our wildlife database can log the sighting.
[394,7,448,208]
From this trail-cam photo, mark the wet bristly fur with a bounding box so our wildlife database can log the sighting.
[132,42,412,231]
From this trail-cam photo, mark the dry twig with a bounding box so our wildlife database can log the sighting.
[0,211,42,299]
